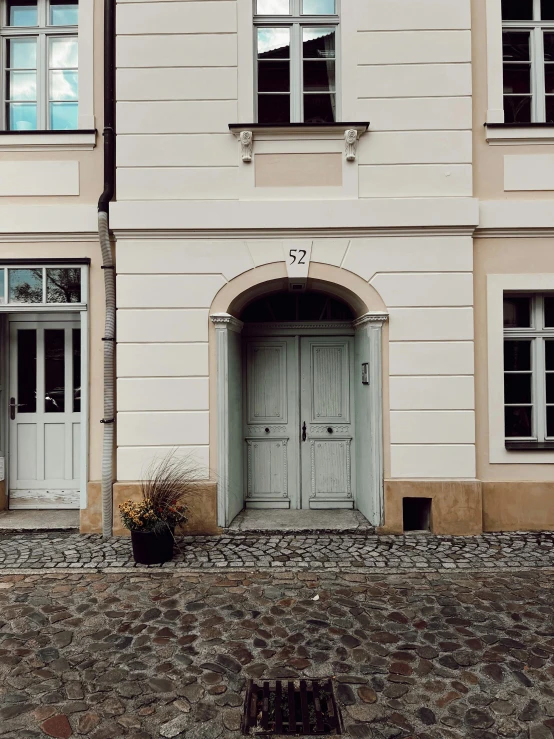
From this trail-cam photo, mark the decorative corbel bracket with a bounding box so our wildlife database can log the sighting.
[238,130,253,163]
[344,129,359,162]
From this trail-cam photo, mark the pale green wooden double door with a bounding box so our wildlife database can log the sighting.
[244,335,355,509]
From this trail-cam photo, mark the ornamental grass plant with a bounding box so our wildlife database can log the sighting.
[119,450,204,534]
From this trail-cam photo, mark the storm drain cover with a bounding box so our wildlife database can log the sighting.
[242,678,343,736]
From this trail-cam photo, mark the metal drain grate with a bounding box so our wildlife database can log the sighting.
[242,678,343,736]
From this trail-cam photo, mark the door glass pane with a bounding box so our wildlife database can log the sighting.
[73,329,81,412]
[547,96,554,123]
[504,340,531,371]
[547,406,554,436]
[303,0,335,13]
[504,373,532,403]
[46,268,81,303]
[502,0,533,19]
[17,329,37,414]
[546,373,554,403]
[304,92,336,122]
[256,0,289,13]
[45,330,65,413]
[545,340,554,370]
[0,270,4,305]
[544,33,554,61]
[9,268,43,303]
[7,0,37,25]
[546,66,554,94]
[50,0,78,25]
[505,406,533,437]
[545,297,554,327]
[503,296,531,327]
[542,0,554,20]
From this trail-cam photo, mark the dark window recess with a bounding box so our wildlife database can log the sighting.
[403,498,432,532]
[240,291,354,322]
[242,679,342,736]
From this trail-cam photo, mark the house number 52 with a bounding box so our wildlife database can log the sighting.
[289,249,307,265]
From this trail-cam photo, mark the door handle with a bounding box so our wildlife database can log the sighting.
[302,421,306,442]
[9,397,26,420]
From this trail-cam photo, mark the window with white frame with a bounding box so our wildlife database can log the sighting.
[1,0,78,130]
[502,0,554,123]
[503,294,554,442]
[254,0,338,124]
[0,266,83,304]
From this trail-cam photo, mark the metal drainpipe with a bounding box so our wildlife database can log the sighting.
[98,0,116,539]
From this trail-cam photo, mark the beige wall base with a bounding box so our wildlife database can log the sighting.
[483,482,554,532]
[380,480,483,536]
[80,482,102,533]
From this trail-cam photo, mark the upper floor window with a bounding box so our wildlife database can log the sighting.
[502,0,554,123]
[1,0,78,130]
[503,293,554,442]
[254,0,338,124]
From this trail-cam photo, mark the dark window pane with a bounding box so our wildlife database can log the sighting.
[240,291,354,321]
[46,268,81,303]
[45,330,65,413]
[504,63,531,93]
[548,406,554,436]
[545,297,554,327]
[258,94,290,123]
[304,93,336,122]
[503,296,531,327]
[17,329,36,414]
[0,270,4,305]
[546,341,554,370]
[303,27,335,58]
[505,406,533,437]
[504,373,532,403]
[258,28,290,59]
[546,96,554,123]
[8,0,37,26]
[542,0,554,20]
[303,60,335,92]
[258,61,290,92]
[545,33,554,61]
[9,268,42,303]
[504,95,532,122]
[73,329,81,412]
[502,0,533,19]
[503,32,530,62]
[504,340,532,371]
[547,373,554,403]
[546,66,554,94]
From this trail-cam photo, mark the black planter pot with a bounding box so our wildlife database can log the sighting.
[130,527,174,565]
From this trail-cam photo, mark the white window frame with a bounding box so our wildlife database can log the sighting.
[503,294,554,442]
[488,274,554,464]
[0,0,94,134]
[0,264,87,309]
[486,0,554,141]
[253,0,340,124]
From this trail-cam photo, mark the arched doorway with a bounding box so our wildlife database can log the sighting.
[210,279,388,528]
[240,291,356,511]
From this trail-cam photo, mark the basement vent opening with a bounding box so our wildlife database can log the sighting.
[403,497,432,532]
[242,678,343,736]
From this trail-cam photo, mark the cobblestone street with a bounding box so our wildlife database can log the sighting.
[0,530,554,571]
[2,568,554,739]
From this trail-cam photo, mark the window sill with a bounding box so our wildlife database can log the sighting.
[505,440,554,451]
[229,122,369,137]
[0,130,97,151]
[485,123,554,146]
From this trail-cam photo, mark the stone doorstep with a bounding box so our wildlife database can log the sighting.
[0,510,80,533]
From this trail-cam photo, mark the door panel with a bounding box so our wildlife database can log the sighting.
[9,320,81,509]
[301,337,355,509]
[244,338,298,509]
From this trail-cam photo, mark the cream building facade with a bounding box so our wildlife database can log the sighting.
[1,0,553,535]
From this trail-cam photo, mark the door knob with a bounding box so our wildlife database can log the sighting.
[302,421,306,442]
[9,397,26,420]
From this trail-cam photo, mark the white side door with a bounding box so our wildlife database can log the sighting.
[9,320,81,509]
[300,336,355,509]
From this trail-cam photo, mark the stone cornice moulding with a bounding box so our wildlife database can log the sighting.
[476,228,554,239]
[210,313,244,334]
[353,313,390,329]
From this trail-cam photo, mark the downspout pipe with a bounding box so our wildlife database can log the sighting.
[98,0,116,538]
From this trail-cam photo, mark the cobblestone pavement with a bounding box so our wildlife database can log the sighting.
[2,569,554,739]
[1,530,554,571]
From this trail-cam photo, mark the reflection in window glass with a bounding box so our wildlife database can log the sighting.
[548,406,554,437]
[303,0,335,13]
[50,0,78,25]
[6,38,38,131]
[7,0,37,26]
[303,27,336,122]
[546,340,554,371]
[503,296,531,327]
[73,329,81,412]
[9,268,43,303]
[542,0,554,21]
[256,0,289,13]
[46,269,81,303]
[258,27,291,123]
[504,340,531,371]
[505,406,533,437]
[17,329,37,414]
[45,330,65,413]
[0,270,4,305]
